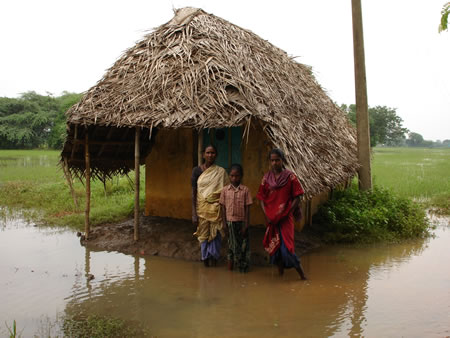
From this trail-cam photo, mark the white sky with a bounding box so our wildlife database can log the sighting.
[1,0,449,141]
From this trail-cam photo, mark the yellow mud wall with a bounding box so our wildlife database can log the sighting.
[145,129,193,219]
[240,124,271,226]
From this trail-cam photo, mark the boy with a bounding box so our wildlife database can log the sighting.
[219,164,253,272]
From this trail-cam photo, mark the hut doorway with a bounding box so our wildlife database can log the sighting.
[203,127,242,170]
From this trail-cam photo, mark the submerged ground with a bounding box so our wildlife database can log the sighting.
[83,215,320,265]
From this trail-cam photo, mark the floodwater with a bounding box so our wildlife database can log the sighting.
[1,213,449,337]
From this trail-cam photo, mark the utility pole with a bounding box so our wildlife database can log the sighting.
[351,0,372,190]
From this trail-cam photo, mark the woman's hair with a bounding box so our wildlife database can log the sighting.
[203,144,218,154]
[229,163,243,176]
[269,148,286,162]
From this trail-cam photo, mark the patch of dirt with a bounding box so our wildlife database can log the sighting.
[81,215,321,266]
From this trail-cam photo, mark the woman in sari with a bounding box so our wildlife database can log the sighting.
[256,148,307,280]
[192,145,229,267]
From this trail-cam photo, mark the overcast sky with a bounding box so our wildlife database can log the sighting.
[1,0,449,141]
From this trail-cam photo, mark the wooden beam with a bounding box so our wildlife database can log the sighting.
[73,139,137,146]
[67,158,135,165]
[84,130,91,239]
[352,0,372,190]
[134,127,141,241]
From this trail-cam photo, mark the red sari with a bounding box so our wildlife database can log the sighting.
[256,170,304,256]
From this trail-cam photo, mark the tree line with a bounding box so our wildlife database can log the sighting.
[341,104,449,148]
[0,92,447,149]
[0,91,81,149]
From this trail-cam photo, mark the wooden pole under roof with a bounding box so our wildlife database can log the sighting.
[134,127,141,241]
[84,129,91,239]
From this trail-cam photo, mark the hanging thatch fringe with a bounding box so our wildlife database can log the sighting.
[61,7,359,198]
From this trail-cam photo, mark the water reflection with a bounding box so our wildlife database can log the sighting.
[0,155,52,168]
[1,214,449,337]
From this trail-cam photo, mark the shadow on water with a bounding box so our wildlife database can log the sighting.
[1,211,449,337]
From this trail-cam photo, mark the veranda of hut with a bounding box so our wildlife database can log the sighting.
[61,7,359,236]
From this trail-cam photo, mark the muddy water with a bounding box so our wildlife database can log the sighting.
[1,214,449,337]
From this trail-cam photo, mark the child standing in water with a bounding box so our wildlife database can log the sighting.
[219,164,253,272]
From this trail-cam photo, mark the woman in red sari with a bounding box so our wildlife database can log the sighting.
[257,149,307,280]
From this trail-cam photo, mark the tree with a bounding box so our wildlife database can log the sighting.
[406,132,425,147]
[48,92,82,149]
[0,91,81,149]
[0,111,52,148]
[341,104,409,147]
[439,2,449,33]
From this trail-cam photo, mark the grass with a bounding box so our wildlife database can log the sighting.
[372,147,450,214]
[2,315,149,338]
[0,150,145,230]
[62,314,148,337]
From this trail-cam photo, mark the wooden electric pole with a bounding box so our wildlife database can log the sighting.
[351,0,372,190]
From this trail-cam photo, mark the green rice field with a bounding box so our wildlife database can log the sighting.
[372,147,449,213]
[0,147,448,229]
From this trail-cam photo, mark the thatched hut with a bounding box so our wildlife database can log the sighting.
[61,7,358,239]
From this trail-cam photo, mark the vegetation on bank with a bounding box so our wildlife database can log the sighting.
[3,315,149,338]
[62,314,148,338]
[312,184,430,244]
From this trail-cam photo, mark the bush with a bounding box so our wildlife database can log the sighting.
[62,314,147,338]
[312,184,430,244]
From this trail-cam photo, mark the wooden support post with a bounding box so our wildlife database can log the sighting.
[134,127,141,241]
[352,0,372,191]
[84,130,91,239]
[197,130,203,166]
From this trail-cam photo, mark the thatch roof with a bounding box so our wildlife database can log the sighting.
[62,7,358,198]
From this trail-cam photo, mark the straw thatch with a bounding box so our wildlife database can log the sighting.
[61,7,358,198]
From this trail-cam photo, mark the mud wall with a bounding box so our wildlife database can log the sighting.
[145,128,193,219]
